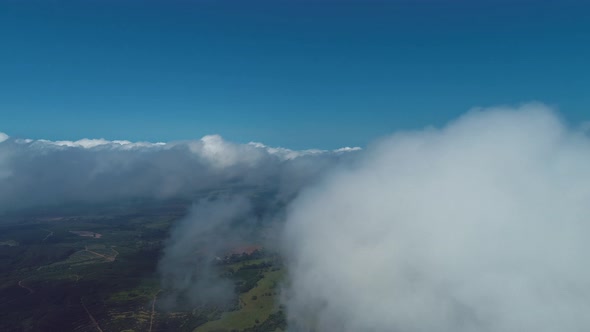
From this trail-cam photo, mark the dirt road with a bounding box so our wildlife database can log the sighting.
[81,298,104,332]
[148,290,162,332]
[85,246,118,262]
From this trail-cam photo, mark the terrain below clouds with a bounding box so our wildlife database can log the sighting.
[2,103,590,331]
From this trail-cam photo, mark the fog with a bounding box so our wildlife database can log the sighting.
[158,195,252,309]
[283,103,590,331]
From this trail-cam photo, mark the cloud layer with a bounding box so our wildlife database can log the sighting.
[283,104,590,332]
[0,134,358,213]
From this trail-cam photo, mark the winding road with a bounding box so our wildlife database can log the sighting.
[18,278,34,295]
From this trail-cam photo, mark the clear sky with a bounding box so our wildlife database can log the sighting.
[1,0,589,149]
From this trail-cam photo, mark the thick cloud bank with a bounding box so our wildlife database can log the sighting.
[284,104,590,332]
[0,134,358,213]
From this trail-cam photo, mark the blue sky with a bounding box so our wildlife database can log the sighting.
[1,0,589,149]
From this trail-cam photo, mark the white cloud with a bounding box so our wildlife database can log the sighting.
[34,138,166,150]
[333,146,362,153]
[283,103,590,332]
[194,134,265,168]
[248,141,361,160]
[3,133,360,161]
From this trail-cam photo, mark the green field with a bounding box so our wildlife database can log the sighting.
[195,268,284,332]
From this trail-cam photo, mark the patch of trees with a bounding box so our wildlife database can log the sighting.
[237,262,271,270]
[233,269,263,294]
[224,250,264,264]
